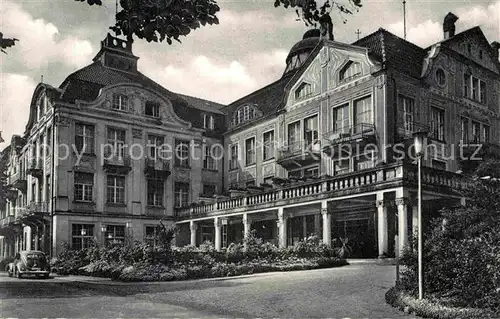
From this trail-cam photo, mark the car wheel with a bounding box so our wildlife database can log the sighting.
[43,274,49,279]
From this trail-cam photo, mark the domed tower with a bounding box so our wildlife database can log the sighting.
[283,29,322,75]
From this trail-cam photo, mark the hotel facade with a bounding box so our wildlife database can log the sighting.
[1,13,499,259]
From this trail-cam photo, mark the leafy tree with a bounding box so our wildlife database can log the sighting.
[0,32,18,54]
[2,0,362,52]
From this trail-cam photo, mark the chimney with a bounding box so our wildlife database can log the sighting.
[491,41,500,62]
[443,12,459,40]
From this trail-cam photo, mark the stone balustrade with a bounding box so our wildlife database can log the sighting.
[175,163,464,220]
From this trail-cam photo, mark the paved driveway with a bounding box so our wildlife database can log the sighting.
[0,264,416,318]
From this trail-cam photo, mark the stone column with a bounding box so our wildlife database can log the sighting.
[321,201,331,246]
[376,193,388,257]
[395,197,409,257]
[314,214,322,237]
[189,221,197,247]
[302,216,308,239]
[214,217,222,251]
[278,208,287,248]
[242,213,251,239]
[412,203,418,235]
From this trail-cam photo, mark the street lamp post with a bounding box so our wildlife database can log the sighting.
[413,129,428,300]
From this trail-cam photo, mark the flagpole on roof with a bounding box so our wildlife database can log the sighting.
[403,0,407,39]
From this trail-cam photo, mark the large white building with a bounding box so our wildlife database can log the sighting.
[1,12,499,259]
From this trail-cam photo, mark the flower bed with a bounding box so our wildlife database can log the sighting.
[385,287,500,319]
[52,231,348,282]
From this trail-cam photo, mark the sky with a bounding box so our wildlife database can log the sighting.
[0,0,499,149]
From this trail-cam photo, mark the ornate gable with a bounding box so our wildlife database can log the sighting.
[77,83,192,128]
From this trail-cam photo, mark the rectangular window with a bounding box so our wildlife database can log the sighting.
[229,144,238,170]
[461,117,469,143]
[104,225,125,246]
[147,135,163,159]
[74,172,93,202]
[304,115,318,146]
[147,179,163,207]
[107,128,126,158]
[354,95,373,129]
[472,121,480,142]
[245,137,256,166]
[203,145,217,170]
[175,140,190,168]
[145,101,160,118]
[263,130,275,161]
[144,226,159,246]
[332,104,349,135]
[202,184,216,197]
[483,125,490,143]
[288,121,301,152]
[106,175,125,204]
[203,114,215,130]
[398,95,415,133]
[463,73,471,98]
[112,94,128,111]
[430,107,445,141]
[75,123,94,154]
[479,80,486,104]
[472,77,479,101]
[71,224,94,250]
[174,182,189,208]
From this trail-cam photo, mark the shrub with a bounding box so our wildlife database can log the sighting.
[386,286,500,319]
[0,257,14,271]
[399,172,500,312]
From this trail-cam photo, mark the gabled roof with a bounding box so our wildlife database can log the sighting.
[175,93,226,115]
[222,71,297,123]
[58,61,223,128]
[353,28,427,78]
[431,26,500,72]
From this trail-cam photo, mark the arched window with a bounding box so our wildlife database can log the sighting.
[295,82,313,100]
[232,104,260,126]
[339,61,362,82]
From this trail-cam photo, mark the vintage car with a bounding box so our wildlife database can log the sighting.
[7,251,50,279]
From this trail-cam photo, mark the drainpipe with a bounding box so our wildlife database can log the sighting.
[50,114,56,259]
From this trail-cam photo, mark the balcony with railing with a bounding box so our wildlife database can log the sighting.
[26,202,49,215]
[277,140,322,169]
[323,123,376,156]
[144,157,171,179]
[26,158,43,179]
[8,171,27,193]
[102,150,132,175]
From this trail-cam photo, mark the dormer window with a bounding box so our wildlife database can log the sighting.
[232,104,260,126]
[145,101,160,118]
[339,61,362,82]
[112,94,128,111]
[295,82,312,100]
[203,114,215,130]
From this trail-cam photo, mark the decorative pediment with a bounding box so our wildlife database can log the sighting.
[77,83,192,128]
[285,44,379,111]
